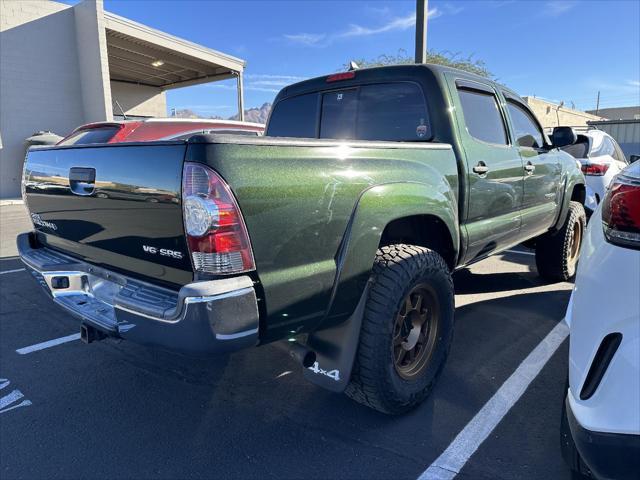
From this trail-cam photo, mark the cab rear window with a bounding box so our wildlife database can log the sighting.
[58,127,119,145]
[267,82,430,142]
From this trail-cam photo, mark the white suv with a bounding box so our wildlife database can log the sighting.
[561,160,640,479]
[561,130,629,214]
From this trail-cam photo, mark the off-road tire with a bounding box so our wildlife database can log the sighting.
[345,244,454,415]
[535,201,586,282]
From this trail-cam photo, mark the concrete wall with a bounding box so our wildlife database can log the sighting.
[524,97,604,129]
[73,0,112,123]
[0,0,86,198]
[110,81,167,117]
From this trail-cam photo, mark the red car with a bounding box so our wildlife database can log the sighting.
[58,118,264,145]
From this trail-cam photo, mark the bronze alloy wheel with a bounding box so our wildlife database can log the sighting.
[393,283,440,380]
[568,219,583,267]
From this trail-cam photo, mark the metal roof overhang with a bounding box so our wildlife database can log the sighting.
[104,12,245,90]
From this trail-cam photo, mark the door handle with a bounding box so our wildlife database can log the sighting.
[473,161,489,175]
[524,162,535,175]
[69,167,96,196]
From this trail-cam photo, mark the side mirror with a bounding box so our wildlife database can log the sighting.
[630,154,640,164]
[551,126,577,148]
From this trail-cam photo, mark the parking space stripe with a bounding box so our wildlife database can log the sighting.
[0,268,25,275]
[418,321,569,480]
[0,390,26,410]
[16,333,81,355]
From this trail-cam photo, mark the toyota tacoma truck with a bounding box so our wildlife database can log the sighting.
[18,64,585,414]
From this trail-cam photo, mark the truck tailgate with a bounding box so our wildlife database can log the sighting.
[23,143,193,287]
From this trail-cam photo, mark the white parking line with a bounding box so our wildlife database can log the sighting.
[0,268,25,275]
[418,321,569,480]
[0,379,32,414]
[16,333,81,355]
[505,249,535,257]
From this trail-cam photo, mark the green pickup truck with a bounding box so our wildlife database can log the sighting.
[19,64,585,414]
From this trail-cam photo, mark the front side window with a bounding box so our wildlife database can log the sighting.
[506,101,545,149]
[458,88,507,145]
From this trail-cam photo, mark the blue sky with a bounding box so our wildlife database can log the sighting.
[101,0,640,118]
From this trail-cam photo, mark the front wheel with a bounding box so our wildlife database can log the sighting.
[345,244,454,415]
[535,201,586,282]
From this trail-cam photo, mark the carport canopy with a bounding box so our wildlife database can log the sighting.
[103,12,245,116]
[104,12,244,89]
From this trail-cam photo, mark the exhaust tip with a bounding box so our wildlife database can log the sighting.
[289,342,316,368]
[301,350,316,368]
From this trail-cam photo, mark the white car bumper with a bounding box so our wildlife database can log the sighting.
[566,205,640,436]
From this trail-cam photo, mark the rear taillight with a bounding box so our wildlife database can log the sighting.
[602,163,640,249]
[182,163,255,274]
[581,162,609,176]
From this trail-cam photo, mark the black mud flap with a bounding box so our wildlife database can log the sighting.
[302,282,371,392]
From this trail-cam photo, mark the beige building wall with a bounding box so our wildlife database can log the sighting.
[73,0,112,123]
[0,0,86,198]
[110,81,167,118]
[524,97,604,129]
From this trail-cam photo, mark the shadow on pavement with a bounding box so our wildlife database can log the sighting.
[453,267,555,295]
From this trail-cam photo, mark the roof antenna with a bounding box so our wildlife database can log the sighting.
[114,99,128,120]
[348,60,360,71]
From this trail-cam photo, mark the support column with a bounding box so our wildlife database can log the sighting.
[236,72,245,121]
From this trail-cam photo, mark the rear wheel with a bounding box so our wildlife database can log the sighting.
[535,201,586,281]
[345,244,454,414]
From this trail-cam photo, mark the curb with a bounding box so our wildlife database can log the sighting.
[0,199,25,206]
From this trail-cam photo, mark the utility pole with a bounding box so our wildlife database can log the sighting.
[595,91,601,116]
[415,0,428,64]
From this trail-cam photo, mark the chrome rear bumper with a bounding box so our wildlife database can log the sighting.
[17,232,260,354]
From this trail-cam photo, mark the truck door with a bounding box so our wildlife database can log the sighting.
[502,95,563,240]
[450,78,524,263]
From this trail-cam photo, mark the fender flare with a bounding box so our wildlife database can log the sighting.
[304,181,459,392]
[553,169,586,232]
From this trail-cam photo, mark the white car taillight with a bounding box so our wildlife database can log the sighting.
[581,162,609,176]
[602,161,640,249]
[182,163,255,274]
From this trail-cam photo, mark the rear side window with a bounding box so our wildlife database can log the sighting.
[58,127,119,145]
[591,136,615,157]
[267,93,318,138]
[268,82,430,142]
[458,89,507,145]
[506,101,544,149]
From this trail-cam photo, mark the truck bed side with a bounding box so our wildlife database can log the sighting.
[186,135,459,341]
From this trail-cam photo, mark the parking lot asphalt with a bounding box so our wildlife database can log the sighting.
[0,204,573,480]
